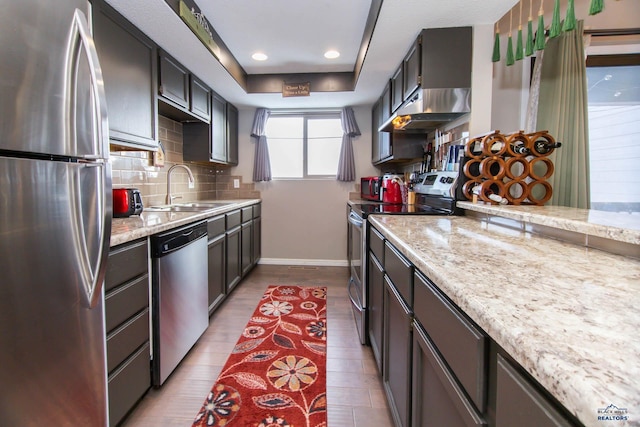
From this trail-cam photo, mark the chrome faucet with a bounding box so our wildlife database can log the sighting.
[166,164,195,205]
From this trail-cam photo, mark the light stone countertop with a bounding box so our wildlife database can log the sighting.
[459,201,640,246]
[368,214,640,427]
[110,199,261,247]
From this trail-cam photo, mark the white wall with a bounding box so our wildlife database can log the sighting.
[469,24,495,137]
[233,105,379,265]
[491,53,531,133]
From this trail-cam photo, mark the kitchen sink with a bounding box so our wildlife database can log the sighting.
[176,202,233,208]
[146,201,233,212]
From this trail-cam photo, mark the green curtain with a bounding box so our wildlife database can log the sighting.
[536,20,590,208]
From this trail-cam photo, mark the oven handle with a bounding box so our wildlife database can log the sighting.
[348,211,363,228]
[347,278,363,310]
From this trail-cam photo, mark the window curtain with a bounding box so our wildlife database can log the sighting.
[336,106,361,181]
[525,50,544,133]
[251,108,272,182]
[536,20,589,208]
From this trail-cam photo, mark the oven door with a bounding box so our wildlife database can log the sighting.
[347,208,367,344]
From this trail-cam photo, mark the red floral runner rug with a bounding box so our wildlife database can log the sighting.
[193,285,328,427]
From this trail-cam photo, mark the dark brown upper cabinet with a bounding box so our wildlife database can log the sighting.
[391,65,404,113]
[420,27,472,90]
[93,0,158,151]
[158,50,190,110]
[190,75,212,122]
[226,103,239,166]
[157,50,212,123]
[182,92,238,166]
[403,40,421,100]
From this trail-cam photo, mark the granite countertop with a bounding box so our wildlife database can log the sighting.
[368,214,640,427]
[459,201,640,246]
[110,199,261,247]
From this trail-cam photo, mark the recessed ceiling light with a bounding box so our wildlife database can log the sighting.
[324,50,340,59]
[252,52,268,61]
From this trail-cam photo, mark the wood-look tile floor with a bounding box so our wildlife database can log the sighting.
[122,265,395,427]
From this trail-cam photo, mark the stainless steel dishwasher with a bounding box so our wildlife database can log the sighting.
[151,220,208,386]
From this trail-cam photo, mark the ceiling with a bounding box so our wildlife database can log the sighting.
[105,0,518,110]
[205,0,373,75]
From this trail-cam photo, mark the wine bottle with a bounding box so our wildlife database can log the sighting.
[533,140,562,155]
[510,142,530,155]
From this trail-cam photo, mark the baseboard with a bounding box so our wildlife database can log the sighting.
[258,258,349,267]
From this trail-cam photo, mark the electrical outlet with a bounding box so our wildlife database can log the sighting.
[233,179,240,188]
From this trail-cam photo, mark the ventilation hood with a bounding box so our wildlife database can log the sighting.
[379,87,471,133]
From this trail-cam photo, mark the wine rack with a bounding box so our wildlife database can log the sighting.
[462,130,560,205]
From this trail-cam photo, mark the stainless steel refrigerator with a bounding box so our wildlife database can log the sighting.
[0,1,112,425]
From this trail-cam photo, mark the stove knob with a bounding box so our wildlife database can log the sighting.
[447,177,455,183]
[440,177,447,183]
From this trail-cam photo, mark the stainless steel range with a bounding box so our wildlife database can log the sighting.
[347,171,460,345]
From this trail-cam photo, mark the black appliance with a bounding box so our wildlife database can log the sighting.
[347,171,460,345]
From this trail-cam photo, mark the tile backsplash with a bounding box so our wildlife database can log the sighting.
[111,115,260,207]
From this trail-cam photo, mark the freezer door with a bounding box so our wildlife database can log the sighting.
[0,156,111,426]
[0,1,109,160]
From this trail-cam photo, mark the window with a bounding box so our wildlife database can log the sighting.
[586,36,640,213]
[265,113,342,179]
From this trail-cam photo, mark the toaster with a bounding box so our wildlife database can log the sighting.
[112,188,143,218]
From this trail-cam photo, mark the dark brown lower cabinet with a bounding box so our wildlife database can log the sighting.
[104,239,151,427]
[412,323,487,427]
[413,271,487,413]
[226,226,241,293]
[383,275,412,427]
[225,210,242,293]
[207,215,226,315]
[368,251,384,373]
[241,220,253,276]
[107,342,151,426]
[494,354,576,427]
[371,239,583,427]
[252,216,261,266]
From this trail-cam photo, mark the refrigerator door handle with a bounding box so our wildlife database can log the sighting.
[67,9,112,309]
[66,8,110,160]
[74,162,111,309]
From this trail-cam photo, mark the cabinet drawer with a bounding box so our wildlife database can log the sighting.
[226,210,241,230]
[108,342,151,427]
[413,324,486,427]
[414,271,487,412]
[253,203,261,218]
[106,309,150,373]
[241,206,253,223]
[105,274,149,333]
[369,226,385,263]
[207,215,225,239]
[384,241,413,307]
[105,239,148,292]
[495,354,573,427]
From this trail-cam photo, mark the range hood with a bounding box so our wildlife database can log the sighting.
[379,87,471,133]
